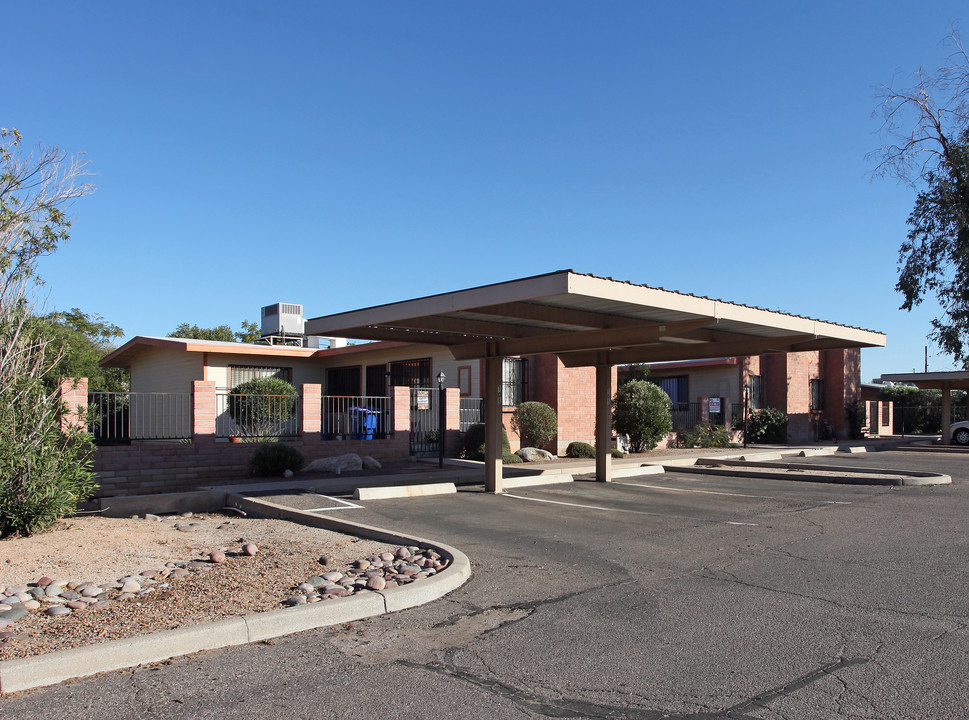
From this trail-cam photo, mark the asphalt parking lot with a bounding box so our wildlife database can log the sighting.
[8,449,969,718]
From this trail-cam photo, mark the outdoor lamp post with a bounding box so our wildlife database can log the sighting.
[437,371,446,468]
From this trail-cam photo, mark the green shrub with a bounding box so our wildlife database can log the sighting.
[249,442,304,476]
[229,377,297,438]
[511,402,558,449]
[745,407,788,444]
[611,449,625,458]
[681,423,731,448]
[503,452,523,464]
[612,380,673,453]
[460,423,511,461]
[0,378,97,538]
[566,441,597,459]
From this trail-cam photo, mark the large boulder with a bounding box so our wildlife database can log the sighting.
[515,447,556,462]
[304,453,364,474]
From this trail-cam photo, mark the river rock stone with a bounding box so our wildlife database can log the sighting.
[242,542,258,556]
[46,605,71,617]
[209,550,227,563]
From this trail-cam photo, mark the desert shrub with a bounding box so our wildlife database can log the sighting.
[460,423,511,461]
[681,423,731,448]
[229,377,297,438]
[612,380,673,453]
[611,449,624,458]
[846,400,867,440]
[0,335,97,538]
[745,407,788,444]
[566,441,597,459]
[511,402,558,449]
[249,442,304,476]
[503,452,523,463]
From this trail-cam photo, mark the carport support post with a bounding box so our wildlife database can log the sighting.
[485,356,504,493]
[942,383,952,445]
[595,363,613,483]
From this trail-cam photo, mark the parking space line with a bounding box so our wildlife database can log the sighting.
[502,493,757,525]
[301,496,364,512]
[614,481,852,505]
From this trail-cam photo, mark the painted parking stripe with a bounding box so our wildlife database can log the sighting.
[302,496,364,512]
[614,481,851,505]
[501,493,757,525]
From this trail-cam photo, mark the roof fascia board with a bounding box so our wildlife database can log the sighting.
[449,318,714,361]
[305,271,571,337]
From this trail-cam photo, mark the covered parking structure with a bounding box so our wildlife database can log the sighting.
[880,371,969,444]
[307,270,886,492]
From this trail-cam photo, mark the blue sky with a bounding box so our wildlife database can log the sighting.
[5,2,966,381]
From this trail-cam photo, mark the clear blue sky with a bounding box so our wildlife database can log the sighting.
[6,2,966,381]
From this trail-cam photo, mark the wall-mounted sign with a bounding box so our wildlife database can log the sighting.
[415,390,431,410]
[709,397,721,413]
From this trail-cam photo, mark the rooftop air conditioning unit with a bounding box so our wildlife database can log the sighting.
[261,303,305,337]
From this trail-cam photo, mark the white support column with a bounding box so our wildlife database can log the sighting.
[942,383,952,445]
[485,356,503,493]
[595,363,613,483]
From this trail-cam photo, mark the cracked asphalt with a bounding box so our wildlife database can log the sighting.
[6,449,969,718]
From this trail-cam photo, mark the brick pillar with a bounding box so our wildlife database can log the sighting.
[300,383,322,439]
[393,386,411,436]
[699,397,710,423]
[59,377,88,433]
[193,380,217,440]
[723,398,733,429]
[445,387,461,457]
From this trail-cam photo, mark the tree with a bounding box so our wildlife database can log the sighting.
[0,128,97,537]
[168,320,261,343]
[41,307,127,392]
[871,31,969,361]
[611,379,673,453]
[510,401,558,449]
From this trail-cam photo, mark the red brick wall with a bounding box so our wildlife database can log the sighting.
[94,435,410,498]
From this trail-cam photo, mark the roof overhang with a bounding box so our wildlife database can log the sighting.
[880,371,969,390]
[305,270,886,366]
[100,336,411,368]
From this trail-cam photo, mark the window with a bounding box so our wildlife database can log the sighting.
[502,357,528,406]
[326,366,361,396]
[389,358,431,388]
[229,366,291,389]
[366,364,387,396]
[652,375,688,409]
[810,378,824,412]
[747,374,762,410]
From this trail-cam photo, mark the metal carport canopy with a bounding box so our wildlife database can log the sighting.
[306,270,886,491]
[880,371,969,445]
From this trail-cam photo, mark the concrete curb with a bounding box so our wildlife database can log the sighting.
[503,474,575,489]
[0,496,472,695]
[354,482,457,500]
[681,458,950,486]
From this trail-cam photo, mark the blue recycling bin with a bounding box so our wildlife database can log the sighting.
[347,407,381,440]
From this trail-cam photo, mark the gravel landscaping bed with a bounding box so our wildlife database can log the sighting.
[0,513,436,661]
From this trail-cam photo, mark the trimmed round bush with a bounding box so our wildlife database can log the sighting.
[229,377,297,438]
[249,442,304,476]
[612,380,673,453]
[566,441,597,459]
[511,402,558,449]
[461,423,511,461]
[610,448,625,458]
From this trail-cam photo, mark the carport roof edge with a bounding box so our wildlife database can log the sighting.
[304,270,886,365]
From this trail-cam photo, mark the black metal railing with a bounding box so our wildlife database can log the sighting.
[460,397,482,431]
[216,392,299,439]
[321,395,392,440]
[88,391,192,444]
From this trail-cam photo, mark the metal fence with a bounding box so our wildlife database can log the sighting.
[409,387,440,456]
[460,397,482,431]
[88,391,192,444]
[893,405,968,436]
[669,402,727,432]
[216,392,300,439]
[321,395,392,441]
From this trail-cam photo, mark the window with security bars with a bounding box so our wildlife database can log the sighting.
[366,364,387,396]
[501,357,528,406]
[389,358,431,388]
[748,374,763,410]
[327,366,362,396]
[810,378,825,412]
[229,366,292,389]
[651,375,688,409]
